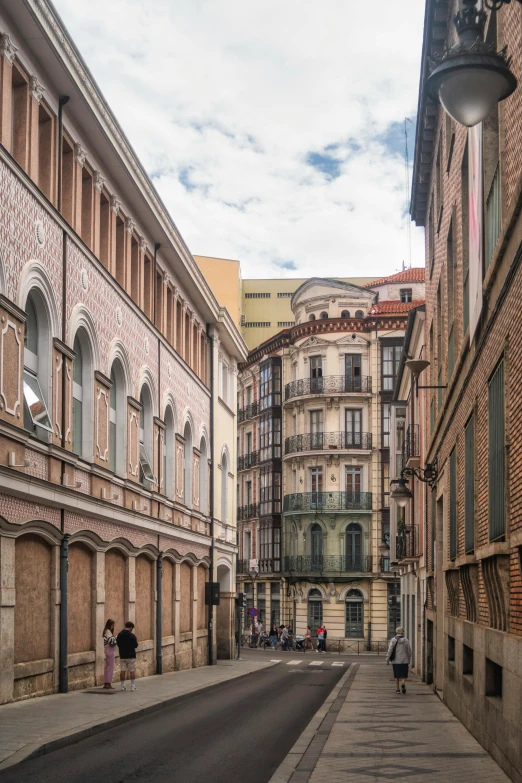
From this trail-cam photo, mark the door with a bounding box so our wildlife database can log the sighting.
[345,409,362,447]
[345,590,364,637]
[345,523,362,570]
[310,524,323,570]
[310,356,323,393]
[345,354,361,392]
[310,467,323,508]
[310,409,323,450]
[346,467,362,507]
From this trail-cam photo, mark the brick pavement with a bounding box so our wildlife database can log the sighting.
[0,659,274,772]
[271,663,512,783]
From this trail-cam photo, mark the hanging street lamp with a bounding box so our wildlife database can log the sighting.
[427,0,518,127]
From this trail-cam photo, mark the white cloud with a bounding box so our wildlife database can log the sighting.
[54,0,426,279]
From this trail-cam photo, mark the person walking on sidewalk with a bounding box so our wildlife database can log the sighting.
[316,624,326,653]
[102,619,117,689]
[386,626,412,693]
[269,624,279,648]
[117,621,139,691]
[305,625,312,650]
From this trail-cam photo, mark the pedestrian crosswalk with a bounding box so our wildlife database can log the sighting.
[269,659,347,668]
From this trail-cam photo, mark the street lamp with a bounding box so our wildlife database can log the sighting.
[249,566,260,647]
[427,0,518,127]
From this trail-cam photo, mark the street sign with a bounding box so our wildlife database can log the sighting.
[249,558,259,573]
[248,607,258,617]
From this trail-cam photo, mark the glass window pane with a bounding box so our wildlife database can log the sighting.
[24,296,38,354]
[23,369,53,433]
[73,337,82,385]
[73,397,82,455]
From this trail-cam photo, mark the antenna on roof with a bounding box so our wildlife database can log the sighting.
[404,118,412,269]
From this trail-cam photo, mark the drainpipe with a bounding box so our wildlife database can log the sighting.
[56,96,70,212]
[207,324,215,666]
[156,553,163,674]
[59,533,70,693]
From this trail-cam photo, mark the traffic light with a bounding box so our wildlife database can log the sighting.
[205,581,220,606]
[237,592,247,609]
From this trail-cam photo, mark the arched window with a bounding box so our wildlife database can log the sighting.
[183,421,193,507]
[309,313,316,321]
[310,523,323,569]
[341,310,350,318]
[139,386,154,489]
[308,589,323,630]
[345,523,362,570]
[320,311,328,320]
[221,450,228,522]
[164,406,175,499]
[109,360,126,475]
[199,437,208,515]
[23,291,53,440]
[72,329,94,460]
[345,589,364,638]
[355,310,364,318]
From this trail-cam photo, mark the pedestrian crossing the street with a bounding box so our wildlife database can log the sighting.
[269,659,347,668]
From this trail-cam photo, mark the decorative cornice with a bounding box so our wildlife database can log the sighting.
[110,194,121,215]
[29,76,45,104]
[74,143,87,167]
[0,33,17,66]
[94,171,105,193]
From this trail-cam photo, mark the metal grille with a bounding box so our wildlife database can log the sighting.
[284,375,372,400]
[465,415,475,553]
[488,360,506,541]
[283,491,372,513]
[449,448,457,561]
[485,164,501,267]
[284,431,372,454]
[283,555,373,573]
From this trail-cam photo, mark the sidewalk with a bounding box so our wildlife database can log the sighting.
[0,658,274,771]
[271,662,512,783]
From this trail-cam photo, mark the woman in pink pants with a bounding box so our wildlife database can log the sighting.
[103,619,117,688]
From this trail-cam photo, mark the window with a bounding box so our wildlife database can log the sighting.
[259,359,281,409]
[346,467,362,496]
[220,359,228,404]
[246,385,253,406]
[23,293,52,439]
[310,467,323,494]
[448,635,455,662]
[244,531,252,562]
[400,289,412,303]
[277,321,295,327]
[81,165,94,250]
[245,480,252,506]
[345,589,364,637]
[260,467,281,515]
[382,344,402,391]
[277,292,293,298]
[244,321,271,328]
[485,658,502,698]
[72,330,93,460]
[345,354,362,392]
[183,421,193,507]
[38,104,54,202]
[309,314,316,321]
[221,451,228,522]
[346,523,362,569]
[164,406,175,499]
[115,215,125,288]
[310,409,323,448]
[310,356,323,392]
[345,409,362,447]
[355,310,364,318]
[245,292,270,299]
[341,310,350,318]
[11,65,29,171]
[428,204,435,277]
[488,360,505,542]
[109,361,125,475]
[320,311,328,320]
[463,644,474,677]
[259,413,281,461]
[246,432,252,455]
[465,415,475,553]
[271,583,280,627]
[308,589,323,629]
[310,524,323,566]
[462,141,470,334]
[139,387,154,490]
[382,402,390,448]
[382,461,390,508]
[449,448,457,560]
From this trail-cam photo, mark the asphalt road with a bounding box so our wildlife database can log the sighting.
[1,657,346,783]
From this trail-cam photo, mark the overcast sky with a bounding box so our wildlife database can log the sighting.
[54,0,426,280]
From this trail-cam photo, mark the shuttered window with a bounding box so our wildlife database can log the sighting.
[465,415,475,553]
[488,360,505,541]
[449,448,457,561]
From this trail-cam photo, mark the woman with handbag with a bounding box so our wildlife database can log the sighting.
[102,618,117,689]
[386,627,412,694]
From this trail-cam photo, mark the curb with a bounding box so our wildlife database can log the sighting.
[268,663,355,783]
[0,662,276,772]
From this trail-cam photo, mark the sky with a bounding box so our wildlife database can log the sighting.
[53,0,426,280]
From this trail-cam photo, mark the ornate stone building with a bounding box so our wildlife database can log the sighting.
[0,0,246,703]
[236,272,424,643]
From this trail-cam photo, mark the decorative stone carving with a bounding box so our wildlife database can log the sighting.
[0,34,17,66]
[29,76,45,104]
[110,195,121,215]
[139,236,148,254]
[94,171,105,193]
[74,143,87,167]
[125,216,136,235]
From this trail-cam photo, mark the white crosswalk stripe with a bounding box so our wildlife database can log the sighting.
[331,662,344,666]
[286,660,302,665]
[270,660,282,663]
[309,661,323,666]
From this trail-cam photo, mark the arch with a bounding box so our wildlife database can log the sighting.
[309,313,316,321]
[139,383,154,489]
[0,516,63,545]
[320,311,328,320]
[72,326,95,460]
[341,310,350,318]
[109,358,126,476]
[217,562,232,592]
[23,287,54,440]
[18,261,60,338]
[183,419,193,508]
[307,587,323,630]
[199,435,208,515]
[345,588,364,638]
[107,339,132,395]
[354,310,364,318]
[164,403,175,499]
[137,366,158,418]
[68,303,101,372]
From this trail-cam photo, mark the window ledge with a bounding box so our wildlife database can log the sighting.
[454,553,477,568]
[475,541,510,561]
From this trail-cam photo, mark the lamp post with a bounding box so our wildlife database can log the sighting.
[249,565,260,647]
[427,0,518,126]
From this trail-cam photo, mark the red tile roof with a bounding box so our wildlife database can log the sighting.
[364,267,425,288]
[369,300,424,315]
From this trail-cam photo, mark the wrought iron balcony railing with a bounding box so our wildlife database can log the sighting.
[396,524,420,561]
[237,503,260,521]
[285,431,372,455]
[284,375,372,401]
[238,402,259,423]
[283,555,373,574]
[403,424,419,461]
[237,451,260,471]
[237,558,281,575]
[379,556,391,572]
[283,491,372,513]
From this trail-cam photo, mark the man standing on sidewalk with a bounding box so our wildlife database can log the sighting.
[117,621,139,691]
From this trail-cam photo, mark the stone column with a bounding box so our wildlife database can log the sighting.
[174,561,181,669]
[124,217,135,298]
[73,144,86,236]
[0,535,15,703]
[92,172,105,259]
[51,544,61,691]
[94,550,106,686]
[109,196,121,278]
[28,76,44,183]
[127,555,136,625]
[0,34,16,149]
[191,565,198,666]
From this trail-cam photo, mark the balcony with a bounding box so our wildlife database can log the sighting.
[283,555,373,574]
[237,558,281,574]
[403,423,420,468]
[238,402,259,423]
[237,503,260,521]
[237,451,259,471]
[396,524,420,561]
[285,431,372,456]
[284,375,372,402]
[283,491,372,513]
